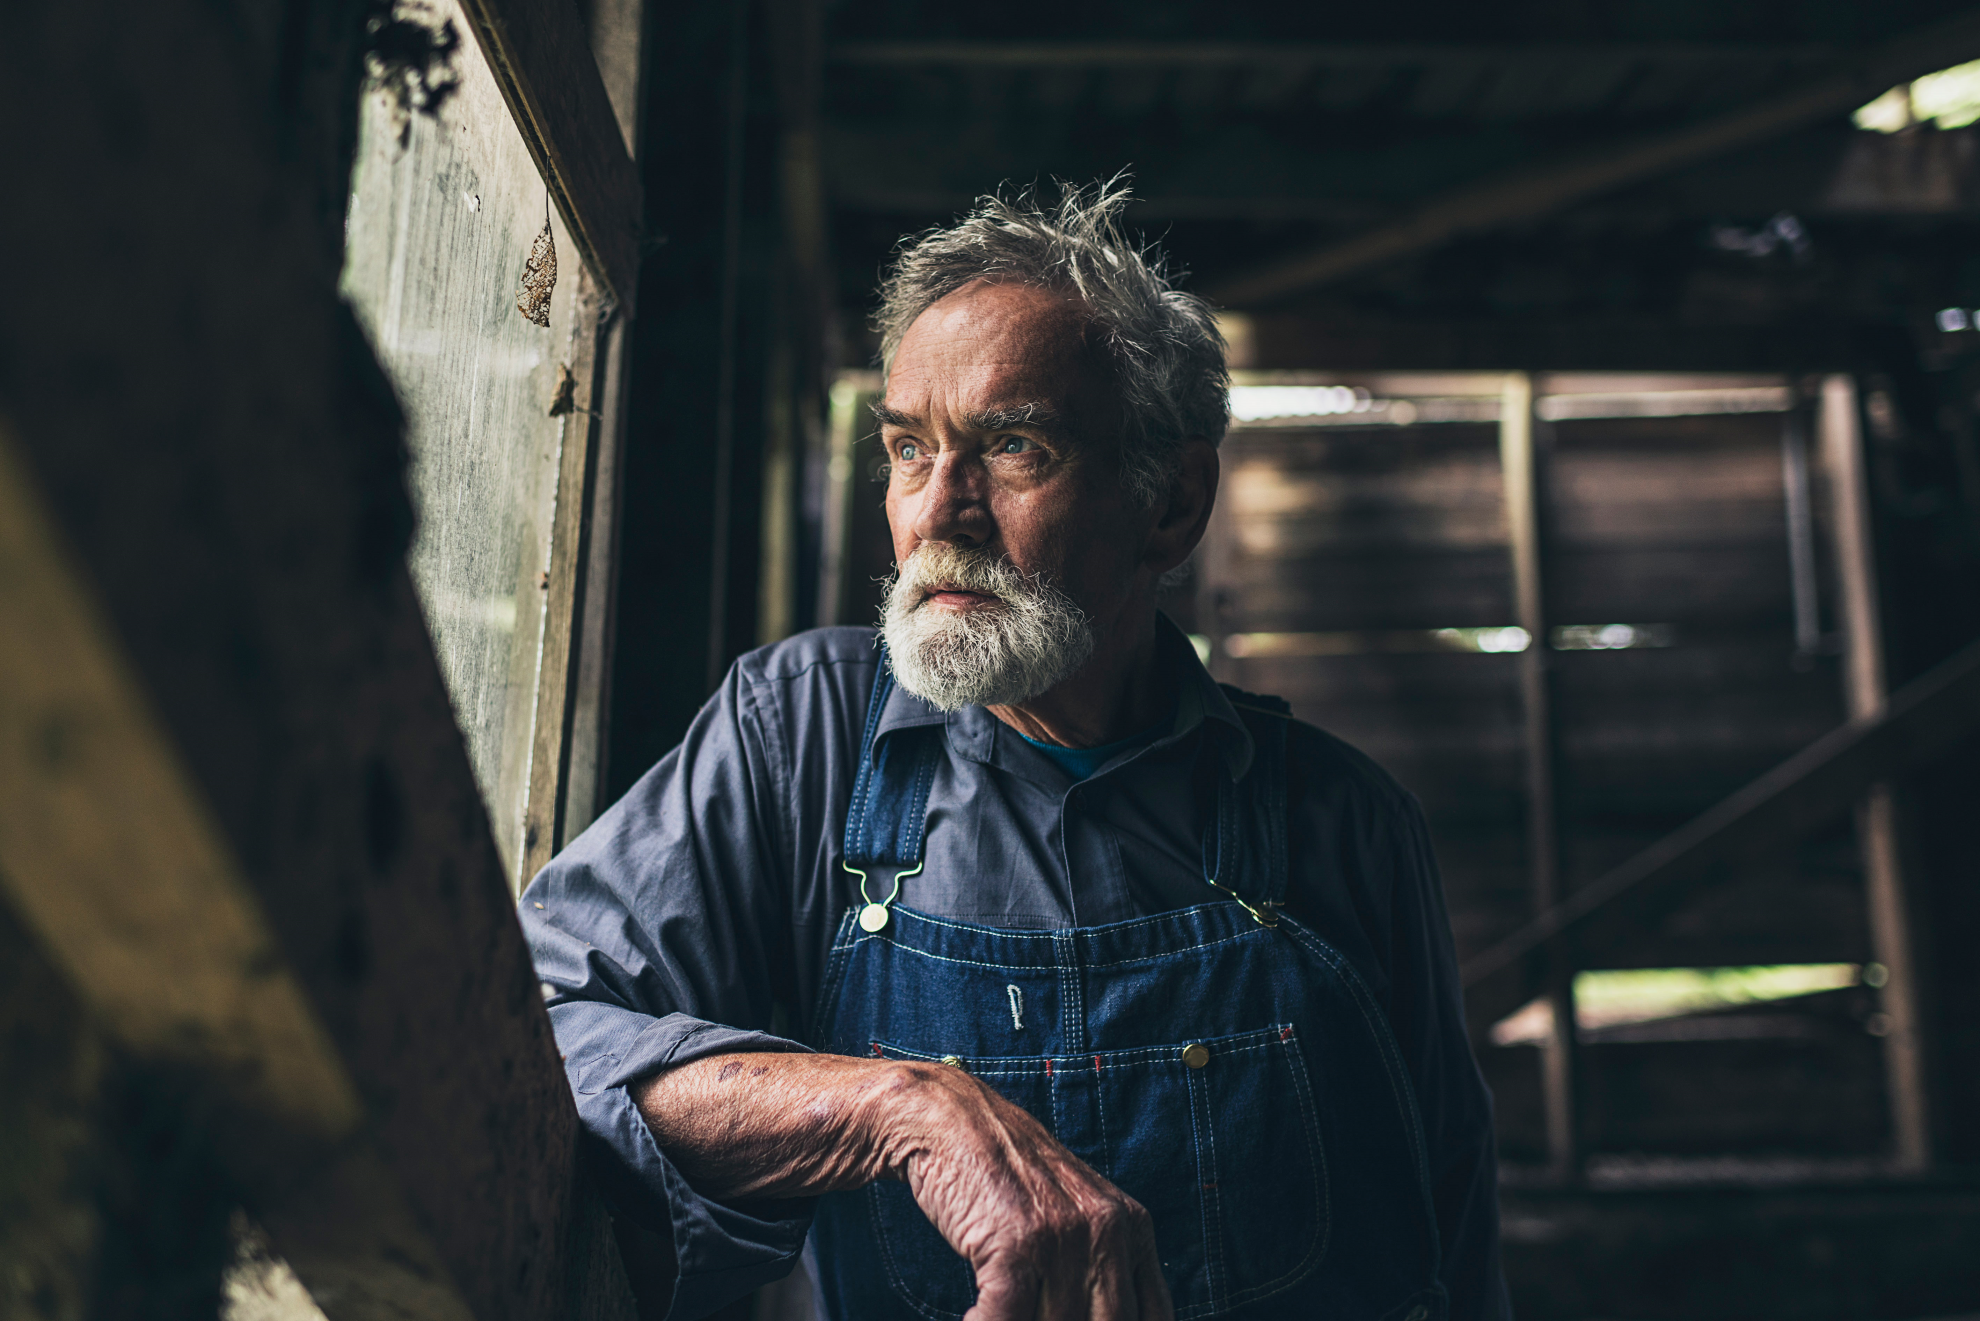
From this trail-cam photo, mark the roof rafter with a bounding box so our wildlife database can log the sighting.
[1202,8,1980,306]
[827,40,1843,70]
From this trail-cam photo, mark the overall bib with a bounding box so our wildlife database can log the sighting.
[807,662,1446,1320]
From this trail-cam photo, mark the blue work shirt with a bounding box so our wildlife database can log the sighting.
[521,618,1508,1319]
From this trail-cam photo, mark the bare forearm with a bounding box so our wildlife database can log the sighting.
[634,1049,1174,1318]
[630,1051,946,1201]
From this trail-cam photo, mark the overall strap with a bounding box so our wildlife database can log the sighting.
[843,646,943,868]
[1201,685,1291,923]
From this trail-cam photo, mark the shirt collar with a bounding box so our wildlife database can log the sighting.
[869,613,1256,781]
[1163,614,1254,781]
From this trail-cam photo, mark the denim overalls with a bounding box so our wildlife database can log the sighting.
[806,660,1446,1320]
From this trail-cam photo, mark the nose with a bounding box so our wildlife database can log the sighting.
[910,448,991,549]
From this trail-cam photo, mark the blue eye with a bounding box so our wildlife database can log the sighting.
[1000,437,1030,454]
[900,442,919,461]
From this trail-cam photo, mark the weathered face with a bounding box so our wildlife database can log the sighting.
[877,279,1150,631]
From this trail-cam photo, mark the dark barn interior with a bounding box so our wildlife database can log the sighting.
[6,0,1980,1319]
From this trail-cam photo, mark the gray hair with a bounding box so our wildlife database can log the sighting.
[873,179,1230,509]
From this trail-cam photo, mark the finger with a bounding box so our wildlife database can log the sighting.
[1039,1237,1094,1321]
[1085,1252,1134,1321]
[1128,1220,1174,1321]
[1082,1205,1142,1321]
[965,1262,1043,1321]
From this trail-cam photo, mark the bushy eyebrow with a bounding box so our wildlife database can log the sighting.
[966,402,1064,435]
[868,400,1068,439]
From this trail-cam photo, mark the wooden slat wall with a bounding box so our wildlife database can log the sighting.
[1544,412,1857,971]
[1202,380,1890,1164]
[1215,426,1513,630]
[1206,422,1532,968]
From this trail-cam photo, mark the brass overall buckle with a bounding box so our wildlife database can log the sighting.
[1206,876,1282,928]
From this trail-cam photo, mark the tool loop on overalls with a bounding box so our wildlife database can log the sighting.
[1200,688,1291,928]
[846,857,924,933]
[843,651,941,934]
[1205,874,1283,927]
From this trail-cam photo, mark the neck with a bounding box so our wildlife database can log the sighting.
[987,605,1169,748]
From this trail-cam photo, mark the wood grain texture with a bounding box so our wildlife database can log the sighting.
[1461,637,1980,1033]
[0,424,363,1146]
[0,2,637,1317]
[1206,9,1980,304]
[1822,374,1934,1170]
[524,264,613,884]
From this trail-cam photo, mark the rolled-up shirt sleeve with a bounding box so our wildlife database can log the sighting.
[520,660,816,1317]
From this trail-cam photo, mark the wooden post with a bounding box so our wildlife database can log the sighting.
[1821,373,1934,1171]
[818,375,883,626]
[759,0,829,645]
[1500,372,1580,1178]
[705,1,751,691]
[525,270,622,887]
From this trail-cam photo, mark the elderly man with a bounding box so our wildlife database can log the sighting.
[523,184,1507,1321]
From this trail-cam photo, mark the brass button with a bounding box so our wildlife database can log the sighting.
[1181,1043,1210,1069]
[858,902,890,933]
[941,1054,964,1068]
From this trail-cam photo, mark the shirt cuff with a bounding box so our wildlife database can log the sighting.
[552,1003,816,1318]
[581,1084,814,1318]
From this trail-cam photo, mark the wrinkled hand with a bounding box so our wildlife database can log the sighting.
[880,1062,1175,1321]
[635,1051,1173,1320]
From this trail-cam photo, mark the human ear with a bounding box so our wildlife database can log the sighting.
[1144,438,1219,575]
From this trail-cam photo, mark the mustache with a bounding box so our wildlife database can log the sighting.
[893,544,1044,603]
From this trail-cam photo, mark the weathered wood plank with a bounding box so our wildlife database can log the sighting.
[524,266,614,884]
[0,2,638,1316]
[0,426,361,1145]
[1462,636,1980,1033]
[1502,372,1582,1177]
[457,0,644,306]
[1205,10,1980,304]
[1822,373,1935,1170]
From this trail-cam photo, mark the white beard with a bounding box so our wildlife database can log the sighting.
[880,544,1096,711]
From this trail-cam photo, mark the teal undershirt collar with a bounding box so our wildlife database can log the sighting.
[1018,715,1171,782]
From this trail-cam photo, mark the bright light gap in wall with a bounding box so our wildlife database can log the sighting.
[1491,963,1877,1046]
[1855,58,1980,133]
[1215,623,1674,659]
[1228,385,1793,427]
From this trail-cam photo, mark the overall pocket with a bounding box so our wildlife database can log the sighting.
[863,1025,1326,1320]
[1095,1025,1328,1318]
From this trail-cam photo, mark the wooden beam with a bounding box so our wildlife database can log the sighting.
[559,286,635,846]
[1822,374,1935,1170]
[0,422,362,1145]
[523,266,616,884]
[826,40,1844,69]
[706,1,752,691]
[1461,634,1980,1034]
[759,0,830,648]
[1240,314,1865,374]
[1204,8,1980,306]
[584,0,649,159]
[0,1,639,1313]
[1500,374,1580,1177]
[0,417,502,1321]
[457,0,644,308]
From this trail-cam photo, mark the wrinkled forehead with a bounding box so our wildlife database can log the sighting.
[883,280,1119,431]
